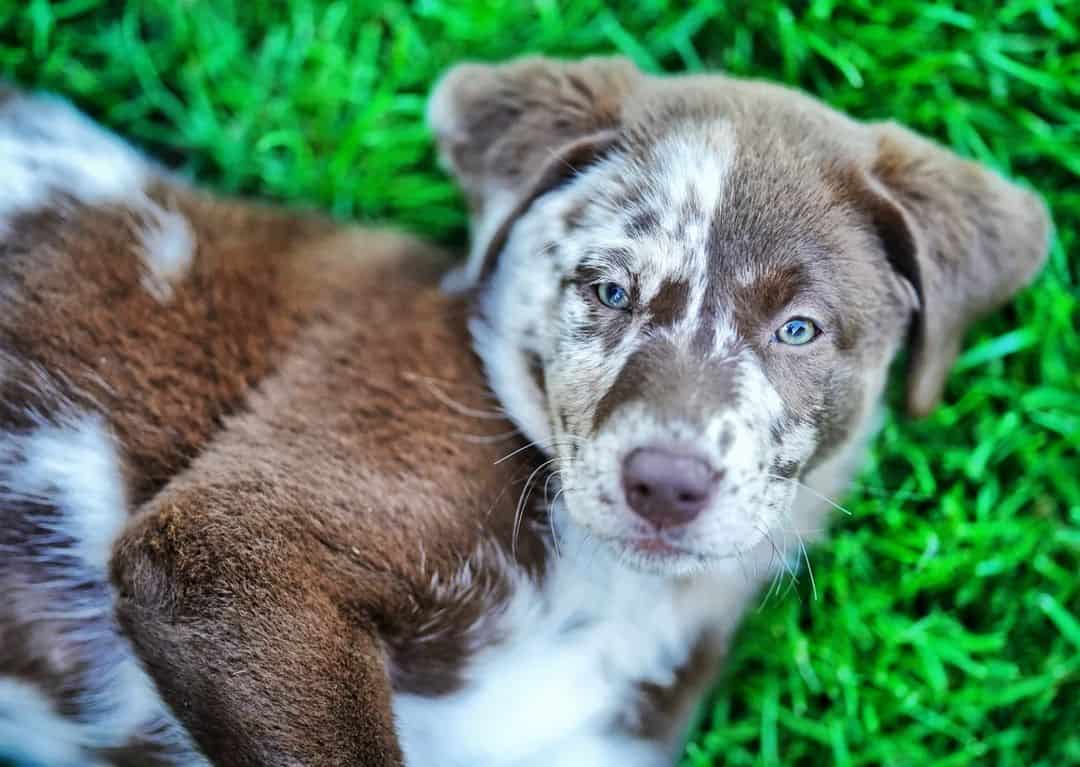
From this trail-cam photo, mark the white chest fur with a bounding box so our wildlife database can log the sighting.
[391,522,761,767]
[389,417,876,767]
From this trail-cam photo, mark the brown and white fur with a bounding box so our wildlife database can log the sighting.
[0,56,1049,767]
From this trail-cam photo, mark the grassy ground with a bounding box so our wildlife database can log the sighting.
[1,2,1077,765]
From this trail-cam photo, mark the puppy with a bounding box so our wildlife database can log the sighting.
[0,54,1049,767]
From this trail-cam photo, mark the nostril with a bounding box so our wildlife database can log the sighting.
[621,446,718,528]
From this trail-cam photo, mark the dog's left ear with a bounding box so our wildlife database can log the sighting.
[860,122,1051,417]
[428,56,642,290]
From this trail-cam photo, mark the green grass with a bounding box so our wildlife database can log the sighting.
[2,1,1077,764]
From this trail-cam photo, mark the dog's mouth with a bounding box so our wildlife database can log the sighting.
[558,474,784,574]
[556,442,778,573]
[594,527,696,563]
[596,523,773,576]
[623,534,687,556]
[602,530,717,575]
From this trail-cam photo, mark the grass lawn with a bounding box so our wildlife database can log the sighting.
[1,1,1077,764]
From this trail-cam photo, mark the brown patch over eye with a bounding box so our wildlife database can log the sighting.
[747,264,809,319]
[729,263,815,345]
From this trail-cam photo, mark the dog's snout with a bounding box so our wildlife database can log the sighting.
[622,448,717,528]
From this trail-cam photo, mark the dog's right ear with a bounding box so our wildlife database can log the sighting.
[428,56,641,291]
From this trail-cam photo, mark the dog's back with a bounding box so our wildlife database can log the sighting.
[0,87,473,765]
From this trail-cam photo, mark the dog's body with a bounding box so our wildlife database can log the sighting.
[0,57,1049,767]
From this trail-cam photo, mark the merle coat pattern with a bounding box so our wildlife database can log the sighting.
[0,58,1049,766]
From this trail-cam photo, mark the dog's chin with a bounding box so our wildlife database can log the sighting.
[609,540,714,577]
[582,518,773,577]
[586,528,742,577]
[559,494,766,577]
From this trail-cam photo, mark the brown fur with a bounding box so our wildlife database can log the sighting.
[1,54,1052,766]
[1,186,348,500]
[113,259,551,765]
[0,180,558,763]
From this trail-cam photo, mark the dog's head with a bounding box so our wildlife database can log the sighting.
[429,57,1049,575]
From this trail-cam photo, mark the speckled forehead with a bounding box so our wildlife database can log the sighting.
[558,121,737,289]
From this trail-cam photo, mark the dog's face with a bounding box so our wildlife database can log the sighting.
[470,125,911,572]
[430,58,1049,575]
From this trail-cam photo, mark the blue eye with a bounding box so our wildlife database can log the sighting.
[595,282,631,310]
[776,317,819,345]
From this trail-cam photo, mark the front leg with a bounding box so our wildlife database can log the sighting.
[113,498,403,767]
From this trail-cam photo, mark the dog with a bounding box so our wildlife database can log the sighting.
[0,55,1049,766]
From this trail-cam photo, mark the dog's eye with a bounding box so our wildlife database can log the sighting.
[776,317,819,345]
[595,282,631,310]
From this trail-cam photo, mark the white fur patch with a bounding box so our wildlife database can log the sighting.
[0,90,152,229]
[6,412,127,572]
[137,200,196,302]
[392,510,758,767]
[0,90,197,301]
[446,186,519,292]
[0,677,108,767]
[0,410,207,764]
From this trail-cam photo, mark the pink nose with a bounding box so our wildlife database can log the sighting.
[622,447,717,529]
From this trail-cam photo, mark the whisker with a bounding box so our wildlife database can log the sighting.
[771,529,801,587]
[795,532,817,601]
[494,435,584,465]
[496,439,551,465]
[403,372,508,420]
[401,371,503,400]
[455,429,524,445]
[542,470,561,507]
[548,487,567,559]
[757,530,785,611]
[732,545,751,585]
[769,474,852,516]
[842,479,931,502]
[512,457,560,557]
[757,522,806,609]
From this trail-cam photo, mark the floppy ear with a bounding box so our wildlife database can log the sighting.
[428,56,641,290]
[862,122,1051,417]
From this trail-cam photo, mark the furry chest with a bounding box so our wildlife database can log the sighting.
[390,535,739,767]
